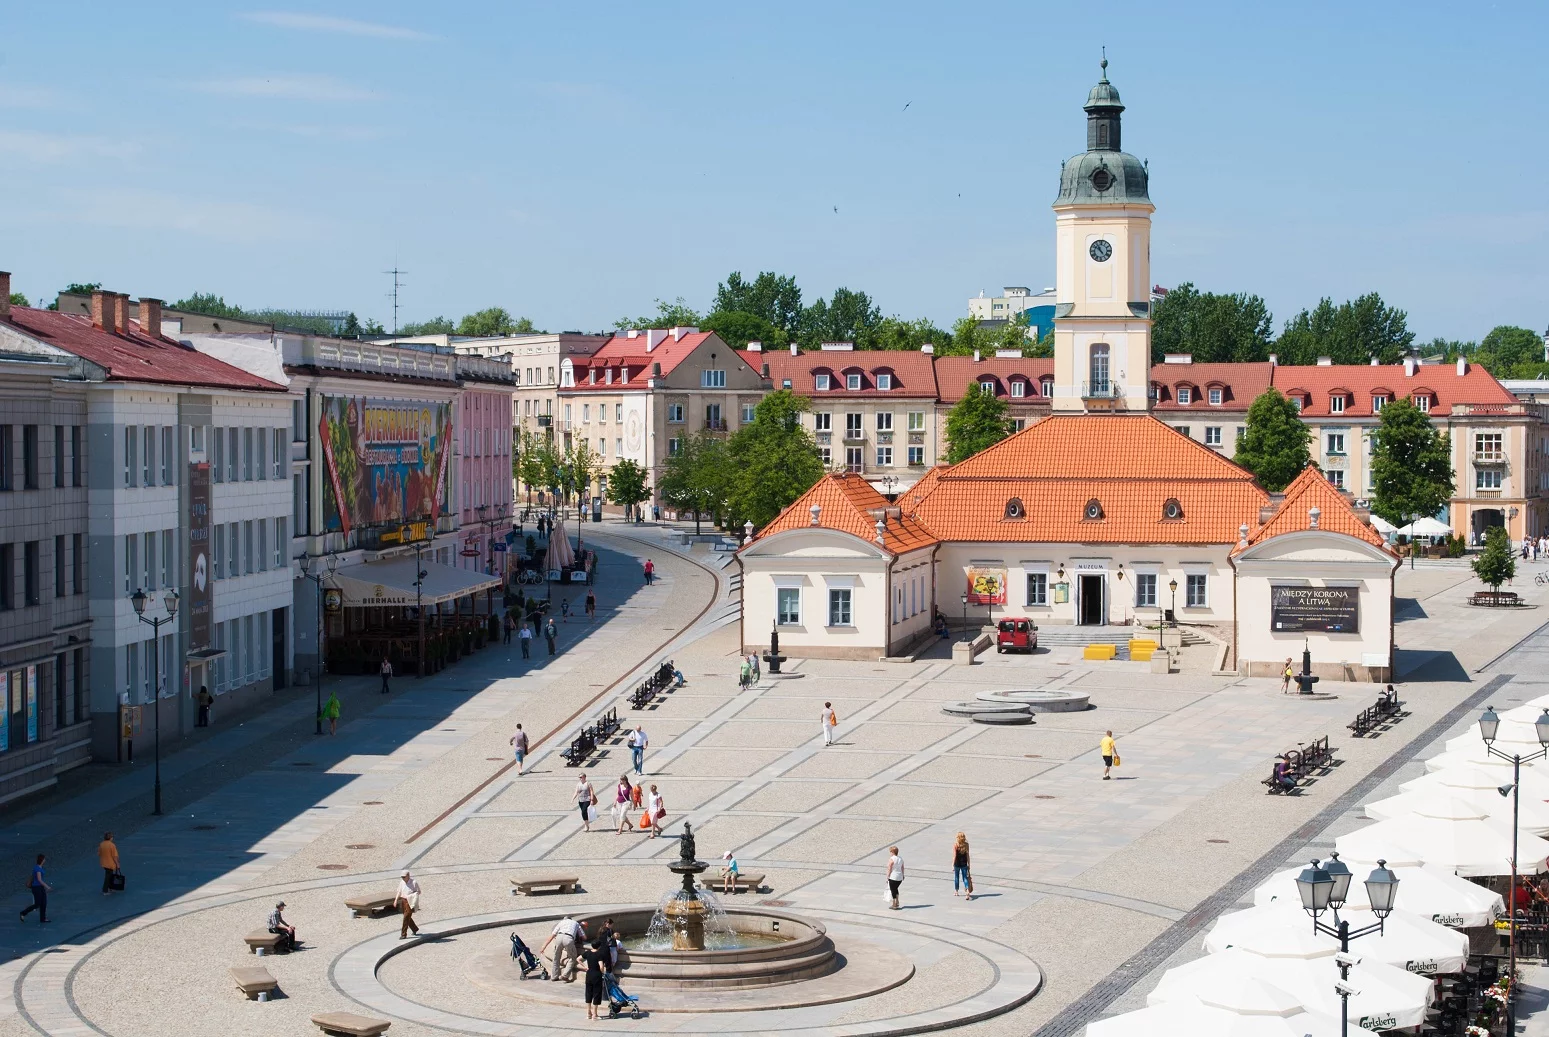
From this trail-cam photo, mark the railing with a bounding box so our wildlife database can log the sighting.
[535,415,552,428]
[842,430,866,443]
[845,462,863,474]
[704,419,728,432]
[1081,381,1122,399]
[1473,450,1507,465]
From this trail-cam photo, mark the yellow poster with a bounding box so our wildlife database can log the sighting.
[966,567,1007,605]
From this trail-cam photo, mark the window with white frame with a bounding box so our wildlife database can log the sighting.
[907,411,924,431]
[1208,387,1223,405]
[1414,394,1431,412]
[615,404,622,422]
[1174,425,1191,438]
[1326,432,1345,455]
[979,379,996,395]
[876,446,892,466]
[877,373,892,390]
[143,425,154,486]
[777,587,800,625]
[741,403,755,423]
[815,374,831,391]
[819,446,832,466]
[1025,571,1047,606]
[161,426,173,484]
[846,373,862,391]
[1010,380,1026,398]
[667,404,684,423]
[1135,572,1157,607]
[876,412,893,431]
[582,404,590,424]
[845,413,862,437]
[1185,573,1207,607]
[814,412,831,431]
[828,588,852,626]
[1205,426,1222,446]
[1177,387,1192,404]
[1372,394,1387,411]
[1327,469,1345,488]
[124,426,137,487]
[907,446,924,465]
[1290,396,1303,412]
[1330,394,1346,414]
[1478,468,1503,490]
[701,370,726,388]
[1040,377,1054,397]
[668,437,682,457]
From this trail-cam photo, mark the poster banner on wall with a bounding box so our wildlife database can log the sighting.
[1271,585,1360,633]
[320,396,451,535]
[965,566,1008,606]
[0,671,8,752]
[25,665,37,744]
[188,462,212,651]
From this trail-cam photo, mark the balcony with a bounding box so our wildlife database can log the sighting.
[842,430,866,443]
[815,431,832,445]
[1081,381,1122,399]
[876,431,894,445]
[535,414,552,428]
[703,419,728,432]
[1474,450,1507,466]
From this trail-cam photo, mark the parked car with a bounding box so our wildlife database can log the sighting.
[996,618,1038,653]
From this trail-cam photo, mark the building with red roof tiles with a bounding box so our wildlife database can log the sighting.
[932,355,1054,457]
[736,66,1401,680]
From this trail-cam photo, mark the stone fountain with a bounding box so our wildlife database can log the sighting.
[661,822,709,950]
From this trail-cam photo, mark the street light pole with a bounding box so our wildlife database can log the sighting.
[298,552,338,735]
[960,592,968,643]
[1295,855,1399,1037]
[130,588,180,816]
[1478,705,1549,1035]
[414,539,428,678]
[1167,578,1178,651]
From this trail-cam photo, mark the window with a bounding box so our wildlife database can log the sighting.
[227,427,238,482]
[1005,498,1026,519]
[1185,573,1207,608]
[273,428,285,478]
[71,426,81,487]
[1084,498,1104,520]
[1162,498,1183,520]
[668,438,682,457]
[598,403,607,424]
[1010,380,1026,398]
[0,545,10,609]
[125,534,137,594]
[815,374,831,391]
[777,587,800,625]
[908,446,925,465]
[162,529,173,588]
[0,426,11,491]
[877,373,892,391]
[1205,426,1222,446]
[979,379,996,395]
[21,542,38,606]
[1330,394,1345,414]
[1089,343,1110,393]
[53,426,64,487]
[256,428,267,480]
[1372,395,1387,412]
[229,524,240,577]
[144,532,156,590]
[741,404,755,424]
[212,524,224,580]
[1135,573,1157,608]
[242,521,253,575]
[142,425,154,486]
[158,425,172,484]
[667,404,684,424]
[845,446,863,472]
[1290,396,1303,412]
[257,521,267,572]
[292,399,306,441]
[124,426,137,487]
[72,534,83,594]
[615,437,622,457]
[1477,433,1503,459]
[814,413,831,431]
[1327,469,1345,488]
[701,369,727,388]
[1177,387,1192,405]
[1326,433,1346,455]
[547,366,555,383]
[846,373,862,391]
[293,473,307,534]
[54,536,64,598]
[705,404,723,429]
[819,446,832,466]
[845,413,863,438]
[876,446,893,466]
[1414,394,1431,413]
[1478,469,1503,490]
[582,404,590,424]
[1208,387,1223,405]
[274,518,287,569]
[242,427,253,480]
[828,588,852,626]
[907,411,925,431]
[1174,425,1191,438]
[1013,418,1028,431]
[1041,377,1054,397]
[876,412,893,431]
[1026,572,1048,606]
[212,426,223,483]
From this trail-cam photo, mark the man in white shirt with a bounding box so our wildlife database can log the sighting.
[629,725,648,775]
[540,915,586,981]
[395,870,421,939]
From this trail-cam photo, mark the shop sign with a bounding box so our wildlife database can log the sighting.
[1271,585,1359,633]
[323,588,344,613]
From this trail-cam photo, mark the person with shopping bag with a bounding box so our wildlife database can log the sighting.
[575,773,598,833]
[647,785,666,838]
[99,832,122,895]
[1100,730,1119,779]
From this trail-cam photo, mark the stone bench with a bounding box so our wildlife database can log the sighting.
[311,1011,392,1037]
[699,872,765,894]
[345,894,398,918]
[511,875,580,896]
[244,930,285,955]
[230,965,279,1001]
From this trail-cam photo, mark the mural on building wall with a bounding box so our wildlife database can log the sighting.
[1270,585,1360,633]
[187,462,212,651]
[965,566,1008,605]
[319,396,452,536]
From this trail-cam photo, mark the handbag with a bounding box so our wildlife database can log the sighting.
[109,870,126,891]
[639,811,652,830]
[1112,753,1121,768]
[966,873,973,894]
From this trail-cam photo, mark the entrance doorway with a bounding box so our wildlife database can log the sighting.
[271,607,287,690]
[1079,574,1105,625]
[1471,508,1504,544]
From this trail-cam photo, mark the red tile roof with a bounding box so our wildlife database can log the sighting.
[563,330,735,389]
[756,349,938,399]
[1239,466,1395,556]
[934,357,1053,404]
[1271,361,1514,417]
[2,307,284,392]
[752,472,938,555]
[1150,362,1273,411]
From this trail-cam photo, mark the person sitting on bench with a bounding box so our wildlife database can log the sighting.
[268,901,298,951]
[720,850,740,893]
[1271,758,1296,792]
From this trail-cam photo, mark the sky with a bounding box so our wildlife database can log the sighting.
[0,1,1544,342]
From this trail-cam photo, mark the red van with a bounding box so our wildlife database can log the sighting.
[996,619,1038,653]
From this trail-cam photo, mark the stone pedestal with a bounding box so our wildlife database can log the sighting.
[663,895,707,951]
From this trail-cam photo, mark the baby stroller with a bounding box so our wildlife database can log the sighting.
[604,972,641,1019]
[509,932,549,980]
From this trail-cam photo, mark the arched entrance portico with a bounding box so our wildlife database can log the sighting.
[1471,508,1504,543]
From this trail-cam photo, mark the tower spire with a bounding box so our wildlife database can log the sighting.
[1100,47,1108,81]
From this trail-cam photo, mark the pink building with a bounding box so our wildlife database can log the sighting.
[454,356,516,574]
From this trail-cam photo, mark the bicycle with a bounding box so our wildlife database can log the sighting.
[1536,572,1549,586]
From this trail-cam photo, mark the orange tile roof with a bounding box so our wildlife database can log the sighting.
[751,473,938,555]
[1240,466,1395,555]
[934,356,1053,403]
[912,415,1269,544]
[1271,361,1515,417]
[900,464,951,516]
[1150,361,1273,411]
[757,348,938,399]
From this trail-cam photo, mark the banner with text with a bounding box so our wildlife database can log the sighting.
[188,462,212,651]
[1271,585,1359,634]
[320,396,451,535]
[965,566,1008,606]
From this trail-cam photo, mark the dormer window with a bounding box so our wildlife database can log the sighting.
[1040,377,1054,397]
[815,374,831,391]
[1004,498,1026,520]
[1010,380,1026,398]
[1208,387,1222,405]
[782,379,792,389]
[979,379,996,395]
[1177,387,1192,405]
[876,373,892,391]
[1330,394,1346,414]
[1083,498,1104,521]
[1162,498,1183,520]
[846,373,862,391]
[1414,394,1431,412]
[1372,394,1387,411]
[1290,395,1304,412]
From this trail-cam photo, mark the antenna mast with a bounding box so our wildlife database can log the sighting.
[384,267,406,335]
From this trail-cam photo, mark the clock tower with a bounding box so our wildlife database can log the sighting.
[1050,58,1155,414]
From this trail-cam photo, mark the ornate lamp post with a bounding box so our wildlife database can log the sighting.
[1295,855,1400,1037]
[1479,704,1549,1034]
[297,552,338,734]
[960,592,969,643]
[130,587,179,815]
[1167,577,1178,649]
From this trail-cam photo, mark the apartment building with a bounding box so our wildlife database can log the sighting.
[1149,357,1273,458]
[967,287,1057,338]
[453,355,516,574]
[933,353,1054,448]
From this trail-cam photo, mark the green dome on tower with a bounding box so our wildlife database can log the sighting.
[1055,57,1150,206]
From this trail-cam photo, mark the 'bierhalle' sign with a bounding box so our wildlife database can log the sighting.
[1271,585,1359,633]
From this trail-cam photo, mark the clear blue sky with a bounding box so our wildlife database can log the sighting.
[1,1,1543,341]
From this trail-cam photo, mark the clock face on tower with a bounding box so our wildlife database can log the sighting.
[1088,239,1113,263]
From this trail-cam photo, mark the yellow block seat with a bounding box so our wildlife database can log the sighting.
[1083,643,1117,661]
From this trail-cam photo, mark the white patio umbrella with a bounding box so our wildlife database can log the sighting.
[1424,746,1545,774]
[1445,717,1549,755]
[1397,516,1453,537]
[1148,948,1433,1031]
[1403,763,1549,803]
[1335,816,1549,876]
[1203,904,1469,975]
[1367,514,1398,535]
[1376,782,1549,836]
[1254,863,1503,928]
[1087,995,1340,1037]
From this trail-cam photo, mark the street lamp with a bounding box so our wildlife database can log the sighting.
[1479,704,1549,1034]
[1295,854,1400,1037]
[414,538,430,677]
[1167,578,1178,649]
[960,592,969,643]
[297,552,338,735]
[130,587,179,815]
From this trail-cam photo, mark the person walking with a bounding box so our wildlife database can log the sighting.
[952,832,973,900]
[380,656,393,694]
[98,832,120,895]
[1100,730,1118,780]
[821,702,837,747]
[647,784,666,838]
[629,725,648,775]
[614,773,634,834]
[323,691,341,735]
[581,937,610,1019]
[585,589,596,620]
[545,617,558,655]
[885,846,904,910]
[643,559,655,585]
[738,656,752,689]
[395,870,421,939]
[1280,658,1294,693]
[541,915,585,982]
[20,854,50,924]
[509,724,529,775]
[195,685,213,727]
[560,598,571,623]
[519,621,532,659]
[503,613,514,645]
[575,773,598,832]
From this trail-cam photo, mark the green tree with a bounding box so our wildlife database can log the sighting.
[944,385,1014,463]
[1235,389,1311,492]
[606,459,650,514]
[1150,281,1274,364]
[455,307,542,337]
[566,441,599,501]
[1472,525,1516,591]
[725,390,824,530]
[516,430,556,503]
[8,291,28,308]
[658,431,731,534]
[399,316,456,335]
[1473,325,1543,376]
[799,287,882,348]
[1370,396,1454,567]
[713,271,803,339]
[173,292,248,319]
[867,316,952,352]
[1275,293,1415,366]
[614,297,702,331]
[702,310,787,350]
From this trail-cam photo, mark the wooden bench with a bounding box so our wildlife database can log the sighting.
[345,894,397,918]
[1470,590,1524,608]
[244,930,285,955]
[230,965,279,1001]
[699,873,765,894]
[311,1011,392,1037]
[511,875,580,896]
[1262,765,1300,795]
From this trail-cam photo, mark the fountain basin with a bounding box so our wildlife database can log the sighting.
[578,907,836,989]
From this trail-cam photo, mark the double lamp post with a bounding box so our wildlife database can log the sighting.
[1294,853,1399,1037]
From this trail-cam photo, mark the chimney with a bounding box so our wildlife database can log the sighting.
[789,343,798,356]
[1316,356,1332,366]
[747,340,762,352]
[1370,356,1379,366]
[627,329,640,340]
[91,289,109,329]
[140,297,163,339]
[809,504,821,526]
[973,349,981,363]
[1163,353,1193,364]
[920,343,934,354]
[651,361,661,378]
[1268,353,1277,366]
[1404,356,1418,377]
[995,349,1021,358]
[0,271,10,319]
[1457,356,1468,376]
[110,293,130,334]
[670,325,698,342]
[646,329,668,351]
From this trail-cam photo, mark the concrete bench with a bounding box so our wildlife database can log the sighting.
[244,930,285,955]
[311,1011,392,1037]
[345,894,397,918]
[699,873,765,894]
[510,875,580,896]
[230,965,279,1001]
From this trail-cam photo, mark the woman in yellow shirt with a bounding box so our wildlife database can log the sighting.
[1100,731,1117,780]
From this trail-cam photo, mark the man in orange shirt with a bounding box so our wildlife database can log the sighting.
[98,832,120,895]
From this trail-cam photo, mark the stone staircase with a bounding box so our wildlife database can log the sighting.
[1030,625,1214,647]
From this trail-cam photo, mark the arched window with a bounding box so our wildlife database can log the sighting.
[1089,344,1110,395]
[1162,498,1183,521]
[1004,498,1025,520]
[1084,498,1104,521]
